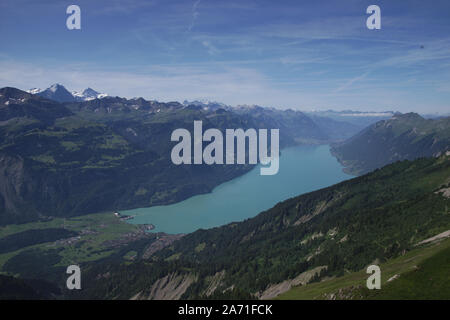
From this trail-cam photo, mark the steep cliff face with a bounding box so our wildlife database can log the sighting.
[139,272,196,300]
[0,153,39,224]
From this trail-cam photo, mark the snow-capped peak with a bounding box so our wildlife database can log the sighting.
[183,99,227,107]
[72,87,108,101]
[27,88,42,94]
[49,83,66,92]
[28,84,108,102]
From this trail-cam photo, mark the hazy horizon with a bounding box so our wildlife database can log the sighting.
[2,82,449,116]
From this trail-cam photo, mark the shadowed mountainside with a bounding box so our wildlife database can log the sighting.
[331,113,450,175]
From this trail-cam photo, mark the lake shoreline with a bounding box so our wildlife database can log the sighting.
[124,144,350,234]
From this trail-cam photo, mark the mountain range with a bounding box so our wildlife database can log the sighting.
[1,153,449,300]
[27,84,108,103]
[331,112,450,175]
[2,86,449,225]
[66,153,450,299]
[0,86,334,225]
[0,85,449,300]
[183,100,393,141]
[27,84,393,142]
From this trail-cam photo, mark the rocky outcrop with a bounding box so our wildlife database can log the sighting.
[256,266,327,299]
[132,272,196,300]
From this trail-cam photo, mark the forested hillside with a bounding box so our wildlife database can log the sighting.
[70,154,450,299]
[0,87,331,225]
[331,113,450,175]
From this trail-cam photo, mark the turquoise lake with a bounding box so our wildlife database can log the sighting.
[124,145,351,234]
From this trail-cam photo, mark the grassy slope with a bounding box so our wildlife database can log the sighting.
[0,212,140,273]
[277,237,450,300]
[1,156,448,299]
[68,155,450,300]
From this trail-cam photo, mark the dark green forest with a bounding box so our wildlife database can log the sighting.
[67,155,450,299]
[332,113,450,175]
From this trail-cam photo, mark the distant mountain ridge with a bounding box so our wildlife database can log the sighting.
[185,100,395,141]
[305,110,396,131]
[72,87,108,101]
[27,84,391,141]
[27,84,108,103]
[331,112,450,175]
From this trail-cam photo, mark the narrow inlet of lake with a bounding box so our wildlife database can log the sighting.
[124,145,351,234]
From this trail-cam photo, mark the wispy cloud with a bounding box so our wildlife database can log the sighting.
[201,40,220,55]
[188,0,202,31]
[334,71,370,93]
[0,59,279,106]
[375,38,450,68]
[257,17,363,41]
[1,0,450,113]
[2,58,448,113]
[92,0,157,15]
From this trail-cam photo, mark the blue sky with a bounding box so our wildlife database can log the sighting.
[1,0,450,113]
